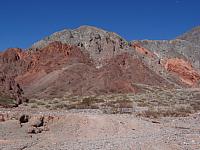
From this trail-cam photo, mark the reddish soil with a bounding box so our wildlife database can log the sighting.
[0,72,24,105]
[0,42,173,100]
[165,58,200,86]
[131,43,156,58]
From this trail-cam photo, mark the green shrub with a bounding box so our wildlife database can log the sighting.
[0,96,15,106]
[31,104,38,108]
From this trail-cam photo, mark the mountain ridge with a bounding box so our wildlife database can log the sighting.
[1,25,200,104]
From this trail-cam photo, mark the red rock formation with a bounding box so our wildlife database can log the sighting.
[165,58,200,86]
[15,41,92,86]
[132,43,156,58]
[100,52,170,87]
[1,48,22,63]
[0,72,24,105]
[1,42,94,99]
[0,42,174,100]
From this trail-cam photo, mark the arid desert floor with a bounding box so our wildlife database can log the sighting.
[0,106,200,150]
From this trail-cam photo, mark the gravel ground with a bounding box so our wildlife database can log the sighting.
[0,108,200,150]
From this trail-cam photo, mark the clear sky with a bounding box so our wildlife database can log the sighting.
[0,0,200,50]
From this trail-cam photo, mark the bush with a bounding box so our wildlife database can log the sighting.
[137,105,193,118]
[53,103,68,109]
[36,101,46,105]
[0,96,16,106]
[31,104,38,108]
[45,105,51,109]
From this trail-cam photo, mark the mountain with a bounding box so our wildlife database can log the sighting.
[0,72,24,106]
[0,41,171,100]
[1,25,200,103]
[177,26,200,46]
[130,26,200,86]
[31,26,130,66]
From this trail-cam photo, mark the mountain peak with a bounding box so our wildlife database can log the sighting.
[31,26,130,65]
[76,25,106,31]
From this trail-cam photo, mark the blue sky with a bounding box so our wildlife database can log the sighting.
[0,0,200,50]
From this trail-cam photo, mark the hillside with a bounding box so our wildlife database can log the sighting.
[1,25,200,150]
[177,26,200,46]
[0,26,200,103]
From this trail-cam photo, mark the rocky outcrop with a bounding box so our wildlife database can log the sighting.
[26,115,54,134]
[16,41,92,85]
[0,40,174,99]
[131,25,200,86]
[132,39,200,70]
[31,26,130,65]
[130,40,200,86]
[29,116,44,127]
[177,26,200,46]
[1,25,200,102]
[165,58,200,86]
[19,114,29,124]
[22,49,172,99]
[0,48,27,105]
[0,72,24,105]
[131,43,156,58]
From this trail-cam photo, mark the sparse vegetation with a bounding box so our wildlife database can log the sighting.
[0,96,16,106]
[31,104,38,108]
[52,100,59,104]
[137,105,193,118]
[29,99,37,103]
[36,101,46,106]
[53,103,68,109]
[45,105,51,109]
[65,97,104,109]
[23,87,200,117]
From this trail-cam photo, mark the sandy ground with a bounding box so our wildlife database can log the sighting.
[0,109,200,150]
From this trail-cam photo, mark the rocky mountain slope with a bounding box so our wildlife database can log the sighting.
[31,26,130,66]
[0,72,24,106]
[177,26,200,46]
[130,26,200,86]
[1,41,171,100]
[1,25,200,103]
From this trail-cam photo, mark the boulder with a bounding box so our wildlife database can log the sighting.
[29,116,44,127]
[19,114,29,124]
[27,126,43,134]
[0,114,5,122]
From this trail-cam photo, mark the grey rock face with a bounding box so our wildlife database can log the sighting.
[132,39,200,70]
[31,26,130,65]
[130,26,200,70]
[177,26,200,46]
[31,25,200,68]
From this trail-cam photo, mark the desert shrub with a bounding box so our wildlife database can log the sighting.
[36,101,46,105]
[82,97,104,106]
[115,99,133,108]
[137,101,149,107]
[0,96,15,106]
[53,103,68,109]
[29,99,38,103]
[23,103,28,106]
[52,100,59,104]
[190,101,200,111]
[102,107,133,114]
[45,105,51,109]
[101,99,133,114]
[66,97,104,110]
[105,99,132,108]
[137,105,193,118]
[31,104,38,108]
